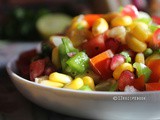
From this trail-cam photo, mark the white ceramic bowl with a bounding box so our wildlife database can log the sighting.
[7,56,160,120]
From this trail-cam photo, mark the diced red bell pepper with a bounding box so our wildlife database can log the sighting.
[147,59,160,83]
[105,38,120,54]
[82,33,107,57]
[152,28,160,48]
[90,49,114,79]
[152,16,160,25]
[133,75,145,91]
[146,83,160,91]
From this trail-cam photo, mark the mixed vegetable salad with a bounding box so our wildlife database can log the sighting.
[17,5,160,92]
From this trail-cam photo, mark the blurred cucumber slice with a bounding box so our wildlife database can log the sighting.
[36,13,72,38]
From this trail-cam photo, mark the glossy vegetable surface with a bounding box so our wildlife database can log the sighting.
[17,4,160,92]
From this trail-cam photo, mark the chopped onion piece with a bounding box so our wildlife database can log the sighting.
[50,36,63,46]
[124,85,138,92]
[35,76,49,83]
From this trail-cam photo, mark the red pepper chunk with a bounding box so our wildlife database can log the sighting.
[152,28,160,48]
[152,16,160,25]
[82,34,106,58]
[147,59,160,83]
[146,83,160,91]
[133,75,145,91]
[90,49,114,79]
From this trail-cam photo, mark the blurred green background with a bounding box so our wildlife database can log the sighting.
[0,0,92,41]
[0,0,156,41]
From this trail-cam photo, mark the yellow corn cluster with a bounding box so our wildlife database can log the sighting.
[35,74,65,88]
[130,23,148,42]
[64,76,95,90]
[107,16,151,53]
[36,72,95,91]
[126,22,151,52]
[49,72,72,84]
[126,33,147,52]
[64,78,84,90]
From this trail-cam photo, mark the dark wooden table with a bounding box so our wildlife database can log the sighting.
[0,41,87,120]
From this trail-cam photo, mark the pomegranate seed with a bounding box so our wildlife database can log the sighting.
[105,38,120,53]
[110,54,125,70]
[118,70,135,91]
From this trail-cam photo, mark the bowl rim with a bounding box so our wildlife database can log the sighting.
[6,55,160,96]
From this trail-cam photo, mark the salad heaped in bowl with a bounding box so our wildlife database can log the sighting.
[17,5,160,92]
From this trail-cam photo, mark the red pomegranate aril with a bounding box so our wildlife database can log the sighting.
[105,38,120,53]
[118,70,135,91]
[110,54,125,70]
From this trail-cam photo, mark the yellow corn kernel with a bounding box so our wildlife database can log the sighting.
[64,78,84,90]
[127,22,144,31]
[40,80,64,88]
[111,16,132,27]
[126,33,147,52]
[131,22,149,42]
[146,31,153,43]
[82,76,95,90]
[71,15,84,23]
[71,20,89,30]
[92,18,108,36]
[102,12,120,23]
[135,53,145,64]
[70,15,88,30]
[113,63,134,80]
[127,21,137,31]
[49,72,72,84]
[52,47,61,70]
